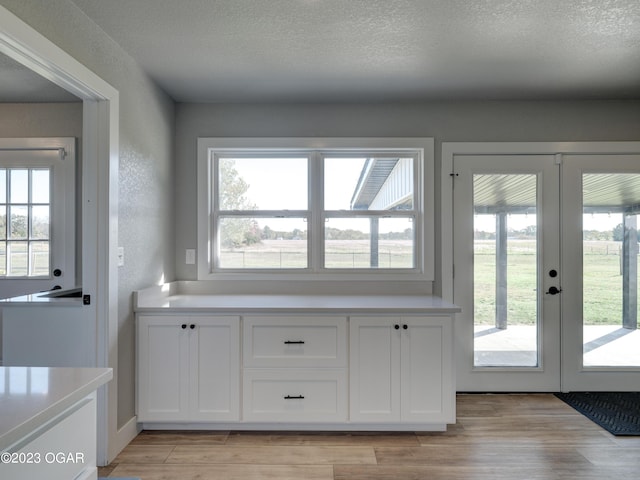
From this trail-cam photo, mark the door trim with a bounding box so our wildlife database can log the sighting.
[0,6,122,463]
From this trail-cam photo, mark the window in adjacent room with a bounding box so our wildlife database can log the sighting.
[0,138,76,290]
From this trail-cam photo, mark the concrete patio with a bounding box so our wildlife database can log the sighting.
[474,325,640,367]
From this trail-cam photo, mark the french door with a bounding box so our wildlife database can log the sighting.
[452,151,640,392]
[562,154,640,391]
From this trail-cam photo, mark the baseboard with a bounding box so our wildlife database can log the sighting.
[105,415,140,465]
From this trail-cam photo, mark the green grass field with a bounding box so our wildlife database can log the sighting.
[474,240,627,326]
[0,241,50,276]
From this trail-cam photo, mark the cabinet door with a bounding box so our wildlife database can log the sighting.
[400,316,454,423]
[349,317,401,422]
[188,316,240,421]
[137,316,189,422]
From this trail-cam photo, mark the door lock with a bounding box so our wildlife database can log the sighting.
[545,286,562,295]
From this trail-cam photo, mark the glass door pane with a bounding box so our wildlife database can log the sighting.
[582,173,640,367]
[473,174,538,367]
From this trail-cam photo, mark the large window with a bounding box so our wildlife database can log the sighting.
[197,138,433,280]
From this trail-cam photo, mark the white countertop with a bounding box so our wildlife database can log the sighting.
[0,367,112,451]
[0,288,83,307]
[135,293,461,314]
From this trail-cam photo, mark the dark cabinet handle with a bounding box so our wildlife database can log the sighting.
[181,324,187,329]
[190,324,196,329]
[403,324,408,330]
[284,340,305,344]
[284,395,305,400]
[394,324,400,330]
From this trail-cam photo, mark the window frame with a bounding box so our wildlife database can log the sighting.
[197,137,434,281]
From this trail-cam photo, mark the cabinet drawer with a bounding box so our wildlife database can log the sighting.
[243,369,347,422]
[243,316,347,367]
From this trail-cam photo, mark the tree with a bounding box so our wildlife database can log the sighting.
[613,223,624,242]
[262,225,273,240]
[218,159,259,248]
[10,211,27,239]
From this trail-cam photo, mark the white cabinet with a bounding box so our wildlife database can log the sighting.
[135,302,456,430]
[350,316,454,425]
[243,316,348,422]
[137,315,240,422]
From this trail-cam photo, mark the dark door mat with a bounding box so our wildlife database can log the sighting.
[555,392,640,435]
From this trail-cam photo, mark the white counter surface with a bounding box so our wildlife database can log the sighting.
[0,367,112,451]
[135,293,461,314]
[0,288,83,307]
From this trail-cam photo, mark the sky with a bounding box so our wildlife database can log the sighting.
[227,156,366,211]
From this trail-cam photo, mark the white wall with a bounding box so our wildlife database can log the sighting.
[175,100,640,294]
[1,0,176,428]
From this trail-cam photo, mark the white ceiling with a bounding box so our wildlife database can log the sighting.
[67,0,640,103]
[4,0,640,103]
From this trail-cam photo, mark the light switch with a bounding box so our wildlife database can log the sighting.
[117,247,125,267]
[185,249,196,264]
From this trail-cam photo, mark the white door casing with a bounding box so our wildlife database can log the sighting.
[0,6,121,463]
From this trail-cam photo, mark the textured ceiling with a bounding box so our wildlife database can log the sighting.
[66,0,640,103]
[3,0,640,103]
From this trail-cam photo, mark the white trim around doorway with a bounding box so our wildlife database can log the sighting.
[0,6,124,464]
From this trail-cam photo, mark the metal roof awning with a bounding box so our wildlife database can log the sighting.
[473,173,640,214]
[350,158,413,211]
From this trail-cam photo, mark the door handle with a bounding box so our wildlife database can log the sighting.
[545,286,562,295]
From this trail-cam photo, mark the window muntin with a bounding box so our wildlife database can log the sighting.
[199,138,432,279]
[0,167,52,277]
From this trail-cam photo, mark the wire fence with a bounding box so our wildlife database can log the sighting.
[219,250,413,268]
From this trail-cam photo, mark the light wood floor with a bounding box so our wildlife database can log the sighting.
[99,394,640,479]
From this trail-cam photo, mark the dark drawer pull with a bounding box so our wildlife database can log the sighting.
[284,340,305,345]
[284,395,305,400]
